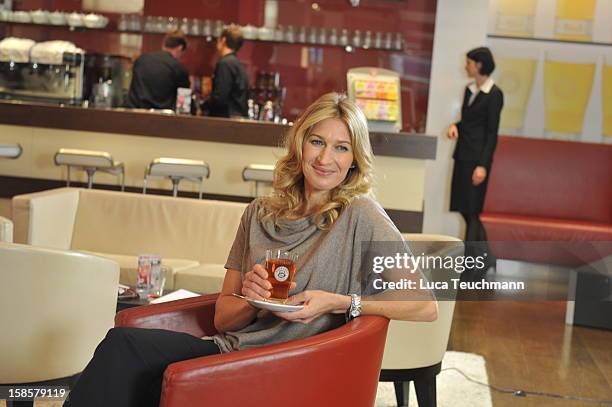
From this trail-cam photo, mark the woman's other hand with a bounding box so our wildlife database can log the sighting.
[447,124,458,140]
[273,290,350,324]
[472,166,487,186]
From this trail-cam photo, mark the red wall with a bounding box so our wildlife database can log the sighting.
[5,0,436,131]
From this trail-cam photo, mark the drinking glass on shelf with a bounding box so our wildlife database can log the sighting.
[213,20,224,37]
[117,14,128,31]
[154,16,165,33]
[339,29,349,46]
[189,18,201,36]
[363,30,372,49]
[328,28,338,45]
[308,27,317,44]
[374,31,383,49]
[166,16,178,32]
[297,26,307,43]
[179,17,189,34]
[285,25,295,43]
[318,27,327,45]
[144,15,154,32]
[394,33,403,50]
[202,19,212,36]
[274,24,284,41]
[352,29,362,47]
[128,14,142,32]
[384,32,393,49]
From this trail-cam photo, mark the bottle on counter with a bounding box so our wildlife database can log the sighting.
[247,98,259,120]
[260,100,274,121]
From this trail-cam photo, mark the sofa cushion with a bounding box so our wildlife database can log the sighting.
[481,213,612,266]
[69,189,247,265]
[174,264,227,294]
[79,251,199,291]
[481,213,612,241]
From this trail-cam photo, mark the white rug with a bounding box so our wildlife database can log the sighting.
[376,351,493,407]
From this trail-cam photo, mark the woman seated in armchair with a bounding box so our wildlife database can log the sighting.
[65,92,438,407]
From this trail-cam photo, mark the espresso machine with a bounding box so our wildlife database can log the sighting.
[84,53,131,108]
[0,49,130,107]
[0,52,86,104]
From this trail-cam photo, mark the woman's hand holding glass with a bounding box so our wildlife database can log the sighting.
[241,264,297,301]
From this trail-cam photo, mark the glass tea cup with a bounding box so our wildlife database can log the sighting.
[265,249,298,303]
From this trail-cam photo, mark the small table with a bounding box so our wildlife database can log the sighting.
[116,290,174,312]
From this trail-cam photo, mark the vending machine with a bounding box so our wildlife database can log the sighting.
[347,67,402,133]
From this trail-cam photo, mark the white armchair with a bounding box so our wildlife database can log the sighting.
[0,243,119,398]
[380,234,463,407]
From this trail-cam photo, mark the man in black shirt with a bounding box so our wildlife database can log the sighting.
[126,31,190,110]
[204,26,249,118]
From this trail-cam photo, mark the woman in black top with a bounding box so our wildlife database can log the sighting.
[447,47,503,270]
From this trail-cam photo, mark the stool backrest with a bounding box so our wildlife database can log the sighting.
[242,164,274,183]
[0,143,22,159]
[147,157,210,178]
[54,148,115,169]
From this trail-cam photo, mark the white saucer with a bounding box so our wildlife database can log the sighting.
[232,293,303,312]
[246,298,304,312]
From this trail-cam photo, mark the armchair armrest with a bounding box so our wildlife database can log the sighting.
[159,316,389,407]
[115,294,218,337]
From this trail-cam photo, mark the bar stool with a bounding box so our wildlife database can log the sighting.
[54,148,125,191]
[0,143,22,159]
[143,157,210,199]
[242,164,274,196]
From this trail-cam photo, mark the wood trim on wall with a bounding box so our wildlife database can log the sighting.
[0,175,424,232]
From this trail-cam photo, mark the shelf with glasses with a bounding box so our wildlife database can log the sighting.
[0,19,406,53]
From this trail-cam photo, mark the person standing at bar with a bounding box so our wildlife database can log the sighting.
[447,47,503,273]
[203,26,249,118]
[126,30,190,110]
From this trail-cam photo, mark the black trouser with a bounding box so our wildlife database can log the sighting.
[63,327,221,407]
[460,212,494,278]
[460,212,488,242]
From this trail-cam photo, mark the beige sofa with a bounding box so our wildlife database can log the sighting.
[12,188,247,293]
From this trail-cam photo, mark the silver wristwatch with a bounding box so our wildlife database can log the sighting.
[348,294,362,319]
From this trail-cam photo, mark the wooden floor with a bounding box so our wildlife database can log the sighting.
[448,300,612,407]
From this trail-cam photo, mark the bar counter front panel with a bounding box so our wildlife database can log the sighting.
[0,102,437,232]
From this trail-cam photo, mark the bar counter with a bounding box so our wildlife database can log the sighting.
[0,101,436,159]
[0,100,437,232]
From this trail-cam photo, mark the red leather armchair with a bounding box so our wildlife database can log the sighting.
[115,294,389,407]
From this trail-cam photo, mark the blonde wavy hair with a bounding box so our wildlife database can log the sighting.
[259,92,374,229]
